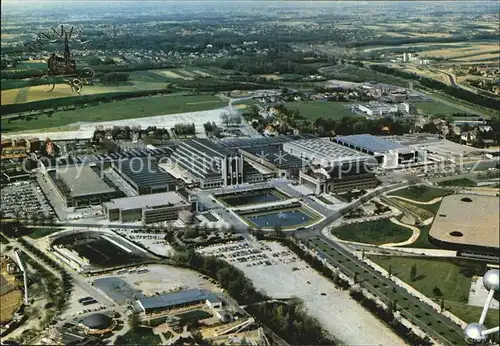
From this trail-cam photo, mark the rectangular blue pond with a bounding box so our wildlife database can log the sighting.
[247,209,312,228]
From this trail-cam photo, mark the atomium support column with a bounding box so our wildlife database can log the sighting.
[464,269,499,344]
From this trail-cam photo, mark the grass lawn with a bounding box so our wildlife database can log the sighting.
[391,199,434,220]
[285,101,358,120]
[415,101,469,116]
[331,219,413,245]
[425,91,499,118]
[437,178,477,187]
[2,94,226,133]
[115,327,162,345]
[444,300,499,327]
[369,256,485,302]
[390,185,453,202]
[403,225,437,249]
[27,228,63,239]
[370,256,499,326]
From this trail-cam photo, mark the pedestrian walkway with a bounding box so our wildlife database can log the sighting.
[387,195,443,205]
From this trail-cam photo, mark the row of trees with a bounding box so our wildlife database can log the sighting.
[246,301,340,345]
[250,104,414,137]
[349,288,433,345]
[173,122,195,136]
[17,237,73,315]
[172,249,268,305]
[99,71,130,84]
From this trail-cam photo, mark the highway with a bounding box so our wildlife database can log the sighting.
[289,183,466,346]
[307,237,465,346]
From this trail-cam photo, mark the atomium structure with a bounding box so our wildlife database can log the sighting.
[464,269,499,344]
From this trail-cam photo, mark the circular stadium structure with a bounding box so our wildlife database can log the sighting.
[80,313,115,334]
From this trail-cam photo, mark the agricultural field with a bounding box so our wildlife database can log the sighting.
[152,68,213,80]
[1,67,216,105]
[285,101,358,120]
[2,94,226,133]
[331,219,413,245]
[454,53,500,62]
[1,88,19,105]
[420,44,499,60]
[369,256,498,326]
[1,81,170,106]
[258,74,282,80]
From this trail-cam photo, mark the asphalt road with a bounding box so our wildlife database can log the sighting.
[307,237,465,346]
[286,182,467,346]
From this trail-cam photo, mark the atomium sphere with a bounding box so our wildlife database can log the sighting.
[464,323,487,343]
[483,269,500,292]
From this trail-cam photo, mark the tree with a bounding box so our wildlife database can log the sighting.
[103,57,115,65]
[433,286,443,296]
[410,264,417,282]
[353,121,367,134]
[88,57,102,66]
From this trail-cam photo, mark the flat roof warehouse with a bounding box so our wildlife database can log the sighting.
[57,166,115,197]
[103,191,187,211]
[114,157,178,190]
[136,288,220,313]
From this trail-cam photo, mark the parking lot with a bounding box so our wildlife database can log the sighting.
[197,240,406,346]
[0,181,55,219]
[92,264,220,307]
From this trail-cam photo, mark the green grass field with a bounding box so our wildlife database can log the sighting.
[369,256,498,325]
[437,178,477,187]
[331,219,413,245]
[370,256,484,301]
[425,91,499,118]
[285,101,358,120]
[27,228,63,239]
[403,225,437,249]
[416,101,469,116]
[445,300,499,327]
[2,94,226,133]
[390,186,453,202]
[115,327,161,345]
[390,199,435,220]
